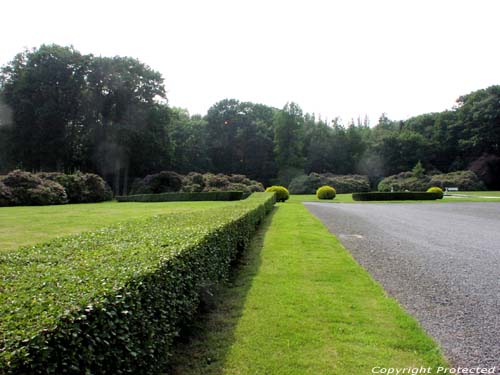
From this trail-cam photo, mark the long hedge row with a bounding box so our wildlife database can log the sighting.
[116,191,244,202]
[0,193,275,374]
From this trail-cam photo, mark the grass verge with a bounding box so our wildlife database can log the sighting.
[169,201,448,374]
[291,191,500,204]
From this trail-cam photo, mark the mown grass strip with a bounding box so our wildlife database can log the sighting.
[0,193,274,374]
[170,201,448,374]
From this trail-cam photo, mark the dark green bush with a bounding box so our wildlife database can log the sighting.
[378,170,485,192]
[265,185,289,202]
[39,172,112,203]
[116,191,244,202]
[81,173,113,202]
[0,181,13,206]
[0,193,275,374]
[429,171,485,191]
[316,185,336,200]
[377,172,430,192]
[131,172,264,195]
[38,172,84,202]
[427,186,444,199]
[289,173,370,194]
[352,192,442,201]
[2,170,67,206]
[132,171,184,194]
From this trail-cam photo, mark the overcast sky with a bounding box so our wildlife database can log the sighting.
[1,0,499,124]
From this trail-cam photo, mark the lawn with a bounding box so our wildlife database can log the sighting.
[169,200,448,374]
[291,191,500,203]
[0,200,233,252]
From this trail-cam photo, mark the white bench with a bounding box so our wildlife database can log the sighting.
[445,187,459,194]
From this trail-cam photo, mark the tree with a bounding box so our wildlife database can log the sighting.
[84,55,167,194]
[205,99,276,183]
[0,45,88,171]
[273,102,305,171]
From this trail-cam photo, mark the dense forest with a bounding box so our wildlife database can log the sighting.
[1,44,499,193]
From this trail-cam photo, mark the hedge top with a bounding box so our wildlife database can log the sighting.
[0,192,275,363]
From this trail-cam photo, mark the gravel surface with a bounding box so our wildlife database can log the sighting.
[304,202,500,370]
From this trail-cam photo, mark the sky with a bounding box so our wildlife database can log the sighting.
[1,0,500,125]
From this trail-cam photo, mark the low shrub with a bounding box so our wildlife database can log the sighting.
[131,171,184,194]
[2,170,67,206]
[265,185,289,202]
[316,185,336,200]
[289,173,370,194]
[377,172,430,192]
[429,171,485,191]
[378,170,485,192]
[39,172,112,203]
[131,172,264,195]
[426,186,444,199]
[81,173,113,202]
[352,192,442,201]
[0,193,275,374]
[468,154,500,190]
[0,181,13,206]
[116,191,244,202]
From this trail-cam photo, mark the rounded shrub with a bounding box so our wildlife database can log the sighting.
[427,186,444,199]
[0,181,13,206]
[316,185,336,200]
[3,170,67,205]
[265,185,289,202]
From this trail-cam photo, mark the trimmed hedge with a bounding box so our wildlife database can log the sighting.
[116,191,244,202]
[0,193,275,374]
[352,192,442,201]
[427,186,444,199]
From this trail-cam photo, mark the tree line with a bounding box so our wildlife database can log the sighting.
[1,44,499,193]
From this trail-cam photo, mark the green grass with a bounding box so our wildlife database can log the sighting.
[291,191,500,203]
[0,200,232,252]
[169,200,448,374]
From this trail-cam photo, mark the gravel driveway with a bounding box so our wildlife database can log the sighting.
[304,202,500,369]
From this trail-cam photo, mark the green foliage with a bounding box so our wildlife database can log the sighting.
[412,161,425,178]
[378,170,484,192]
[39,172,112,203]
[352,192,442,201]
[131,172,264,195]
[116,191,244,202]
[273,102,305,173]
[0,193,275,374]
[0,181,13,206]
[377,172,430,192]
[468,154,500,189]
[289,173,370,194]
[316,185,336,200]
[429,171,485,191]
[426,187,444,199]
[265,185,289,202]
[2,170,67,206]
[1,42,499,191]
[131,171,183,194]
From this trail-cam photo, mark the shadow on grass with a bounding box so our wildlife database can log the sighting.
[166,207,278,375]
